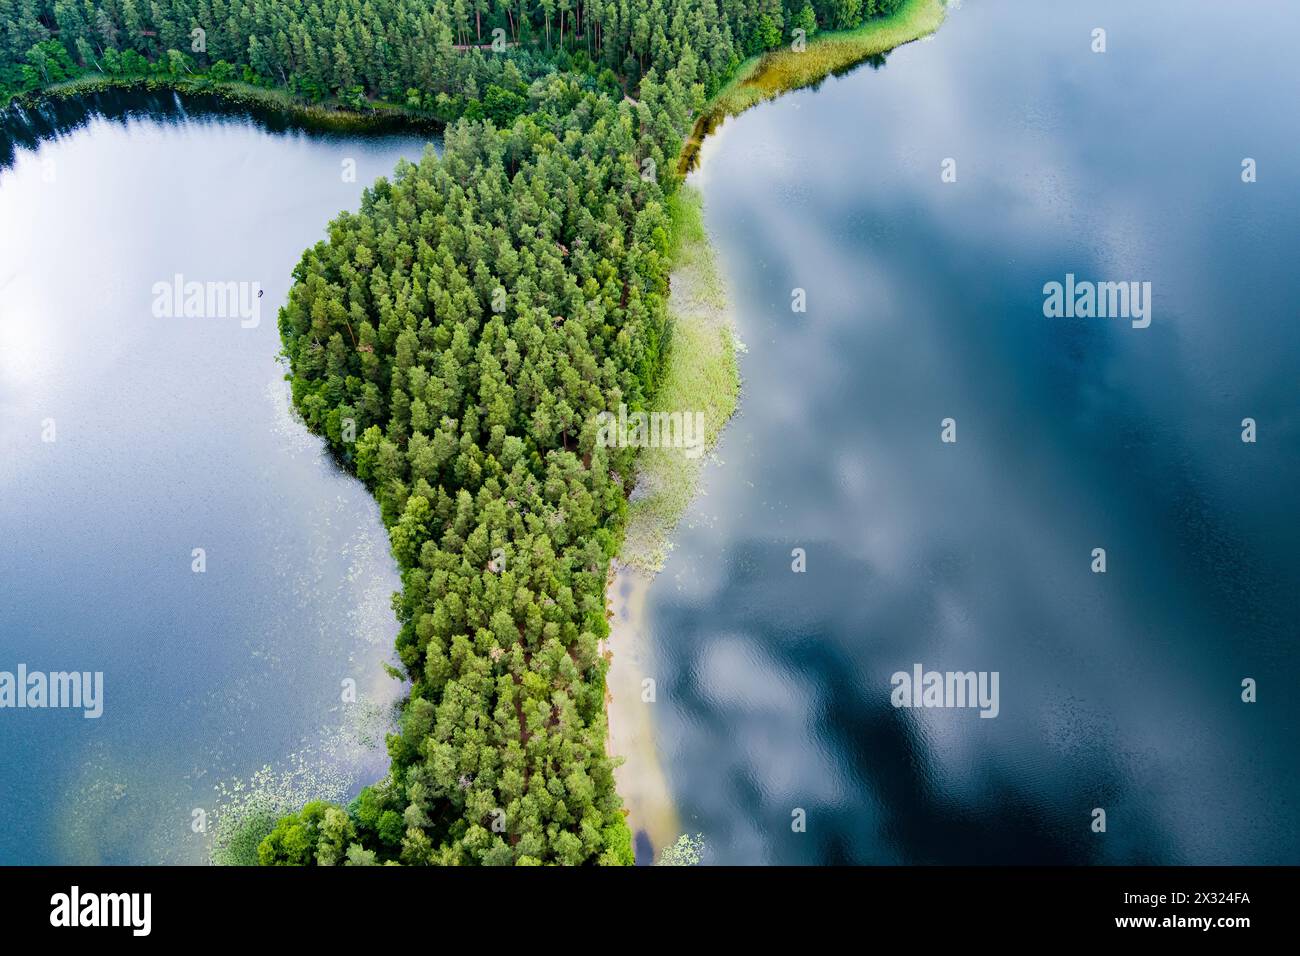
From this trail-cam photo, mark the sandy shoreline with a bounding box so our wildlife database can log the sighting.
[603,563,682,862]
[600,179,740,862]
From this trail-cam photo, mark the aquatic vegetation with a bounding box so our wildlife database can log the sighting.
[621,185,740,574]
[657,832,706,865]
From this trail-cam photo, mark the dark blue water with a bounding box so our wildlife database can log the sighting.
[647,0,1300,864]
[0,94,432,863]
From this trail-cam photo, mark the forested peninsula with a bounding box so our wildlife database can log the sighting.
[1,0,944,864]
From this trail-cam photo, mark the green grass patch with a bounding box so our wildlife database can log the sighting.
[620,185,740,573]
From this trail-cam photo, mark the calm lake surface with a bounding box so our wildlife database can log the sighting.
[0,93,431,864]
[2,0,1297,868]
[641,0,1300,863]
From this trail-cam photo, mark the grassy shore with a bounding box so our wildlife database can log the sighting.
[622,1,948,571]
[680,0,946,171]
[619,184,740,573]
[601,189,735,849]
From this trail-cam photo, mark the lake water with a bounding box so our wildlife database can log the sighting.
[637,0,1300,864]
[3,1,1297,868]
[0,92,431,864]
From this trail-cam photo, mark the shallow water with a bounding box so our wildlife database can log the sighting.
[636,0,1300,864]
[0,93,432,864]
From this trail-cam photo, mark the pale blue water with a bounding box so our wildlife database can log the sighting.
[0,93,432,864]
